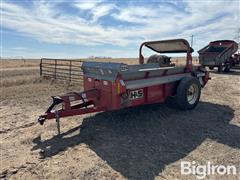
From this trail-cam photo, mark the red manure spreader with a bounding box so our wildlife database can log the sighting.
[38,39,210,134]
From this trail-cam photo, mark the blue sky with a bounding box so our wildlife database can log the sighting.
[1,0,239,58]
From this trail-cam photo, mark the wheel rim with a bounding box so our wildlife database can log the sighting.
[187,84,199,105]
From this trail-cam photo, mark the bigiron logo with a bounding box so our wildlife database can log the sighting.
[181,161,239,179]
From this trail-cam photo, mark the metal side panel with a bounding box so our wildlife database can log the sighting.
[125,73,191,89]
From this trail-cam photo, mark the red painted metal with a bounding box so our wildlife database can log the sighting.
[139,39,193,67]
[41,106,105,120]
[38,39,209,127]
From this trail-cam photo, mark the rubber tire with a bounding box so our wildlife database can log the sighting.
[209,66,214,70]
[218,65,223,72]
[167,77,201,110]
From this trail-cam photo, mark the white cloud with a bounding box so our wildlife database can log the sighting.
[2,1,127,46]
[12,47,32,51]
[113,0,239,49]
[1,0,239,55]
[74,1,115,22]
[91,4,115,22]
[74,1,100,10]
[112,6,159,24]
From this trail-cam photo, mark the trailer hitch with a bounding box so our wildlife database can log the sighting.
[38,110,61,134]
[38,96,63,125]
[37,88,102,135]
[38,97,63,135]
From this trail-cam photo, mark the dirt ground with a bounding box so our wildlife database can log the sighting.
[0,60,240,180]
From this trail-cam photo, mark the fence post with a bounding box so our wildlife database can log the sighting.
[69,60,72,82]
[54,59,57,79]
[40,58,42,76]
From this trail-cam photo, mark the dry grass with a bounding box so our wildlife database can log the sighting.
[1,56,199,69]
[0,68,40,87]
[1,58,239,180]
[1,59,40,68]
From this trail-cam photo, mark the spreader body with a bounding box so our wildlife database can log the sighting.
[38,39,210,131]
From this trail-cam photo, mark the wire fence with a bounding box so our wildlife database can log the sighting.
[40,58,84,83]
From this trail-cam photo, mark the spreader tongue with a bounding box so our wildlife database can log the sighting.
[46,96,63,113]
[38,96,63,125]
[37,89,102,134]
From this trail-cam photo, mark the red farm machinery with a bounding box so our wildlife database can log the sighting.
[198,40,239,72]
[38,39,210,134]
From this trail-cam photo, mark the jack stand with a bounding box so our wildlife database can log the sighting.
[55,111,60,135]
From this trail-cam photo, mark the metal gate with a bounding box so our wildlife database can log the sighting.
[40,58,84,83]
